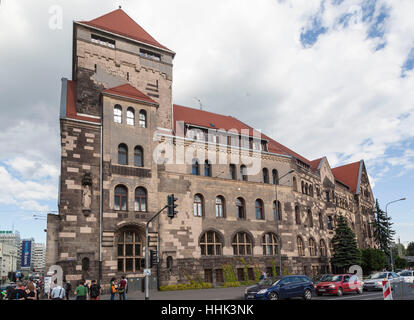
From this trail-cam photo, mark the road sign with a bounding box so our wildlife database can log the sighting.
[144,269,151,276]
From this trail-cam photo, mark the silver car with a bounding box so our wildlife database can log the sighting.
[398,270,414,283]
[363,271,401,291]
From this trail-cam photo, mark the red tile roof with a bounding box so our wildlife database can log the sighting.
[103,83,158,105]
[309,158,324,172]
[173,104,311,163]
[79,9,172,52]
[66,80,101,123]
[332,161,361,194]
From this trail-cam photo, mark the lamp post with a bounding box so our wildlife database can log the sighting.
[275,169,295,276]
[385,197,406,272]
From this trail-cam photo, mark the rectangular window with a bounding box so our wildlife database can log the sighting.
[91,34,115,48]
[230,164,237,180]
[139,49,161,61]
[216,269,224,283]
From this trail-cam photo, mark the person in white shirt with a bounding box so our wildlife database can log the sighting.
[50,285,66,300]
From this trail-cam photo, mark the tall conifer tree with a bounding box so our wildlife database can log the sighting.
[371,199,395,255]
[331,215,360,272]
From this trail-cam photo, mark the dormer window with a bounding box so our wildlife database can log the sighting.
[91,34,115,48]
[139,49,161,61]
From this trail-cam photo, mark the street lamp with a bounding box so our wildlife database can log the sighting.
[275,169,295,276]
[385,197,406,272]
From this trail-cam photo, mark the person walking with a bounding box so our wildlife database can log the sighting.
[109,277,117,300]
[89,280,102,300]
[26,281,37,300]
[118,276,127,300]
[50,283,66,300]
[74,280,89,300]
[63,279,72,301]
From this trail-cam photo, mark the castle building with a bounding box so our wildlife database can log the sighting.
[46,9,376,287]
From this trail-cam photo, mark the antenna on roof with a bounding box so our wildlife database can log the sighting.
[194,97,204,111]
[119,5,122,9]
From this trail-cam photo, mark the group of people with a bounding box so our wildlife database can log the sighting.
[2,278,42,300]
[51,279,102,300]
[109,276,128,300]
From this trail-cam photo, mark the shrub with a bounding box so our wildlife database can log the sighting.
[160,282,213,291]
[223,263,237,283]
[221,281,241,288]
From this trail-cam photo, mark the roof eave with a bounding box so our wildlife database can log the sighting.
[74,21,176,56]
[102,91,159,107]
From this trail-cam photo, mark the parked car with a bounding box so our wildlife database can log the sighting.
[245,275,314,300]
[363,271,400,291]
[398,270,414,283]
[313,274,334,286]
[315,274,363,296]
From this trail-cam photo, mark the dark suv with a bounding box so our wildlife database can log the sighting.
[245,275,314,300]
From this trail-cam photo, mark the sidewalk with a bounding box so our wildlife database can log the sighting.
[100,285,248,300]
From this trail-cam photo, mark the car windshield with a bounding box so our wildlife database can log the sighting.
[399,271,412,276]
[258,278,274,286]
[325,275,342,282]
[320,274,332,281]
[370,273,387,279]
[272,279,281,286]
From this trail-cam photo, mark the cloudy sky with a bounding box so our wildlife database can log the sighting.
[0,0,413,246]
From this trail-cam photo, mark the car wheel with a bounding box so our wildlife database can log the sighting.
[303,289,312,300]
[268,292,279,300]
[336,287,343,297]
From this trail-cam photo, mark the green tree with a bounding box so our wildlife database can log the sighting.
[360,248,387,275]
[371,199,395,254]
[331,215,360,272]
[392,243,406,258]
[406,242,414,256]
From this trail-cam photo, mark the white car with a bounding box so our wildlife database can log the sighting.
[363,272,400,291]
[398,270,414,283]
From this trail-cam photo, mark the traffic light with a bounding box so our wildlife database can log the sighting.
[167,194,178,219]
[150,250,158,268]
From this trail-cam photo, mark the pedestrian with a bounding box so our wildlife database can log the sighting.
[50,283,66,300]
[109,277,117,300]
[15,282,27,300]
[118,276,127,300]
[89,280,102,300]
[74,280,89,300]
[26,281,37,300]
[63,279,72,301]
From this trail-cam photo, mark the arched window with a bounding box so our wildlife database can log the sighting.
[309,185,313,197]
[126,107,135,125]
[262,168,269,184]
[192,159,200,175]
[272,169,279,185]
[309,238,317,256]
[193,194,203,217]
[307,209,313,228]
[297,237,305,256]
[305,183,308,195]
[236,197,245,219]
[273,201,282,221]
[134,146,143,167]
[166,256,173,270]
[114,105,122,123]
[204,160,211,177]
[81,257,89,271]
[118,144,128,165]
[301,181,305,193]
[262,233,279,256]
[232,232,252,255]
[320,240,327,257]
[200,231,223,256]
[134,187,147,212]
[229,164,237,180]
[319,212,324,230]
[117,229,143,273]
[215,196,225,218]
[293,177,298,191]
[255,199,264,220]
[295,206,301,225]
[240,165,248,181]
[329,240,334,255]
[138,110,147,128]
[114,185,128,211]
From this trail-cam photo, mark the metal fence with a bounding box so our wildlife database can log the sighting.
[390,279,414,300]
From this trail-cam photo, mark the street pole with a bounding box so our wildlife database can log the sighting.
[145,205,168,300]
[275,169,294,276]
[385,198,406,272]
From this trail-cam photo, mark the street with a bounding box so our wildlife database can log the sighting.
[98,286,384,301]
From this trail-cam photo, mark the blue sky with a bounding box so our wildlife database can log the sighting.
[0,0,413,248]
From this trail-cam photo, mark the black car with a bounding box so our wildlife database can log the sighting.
[245,275,314,300]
